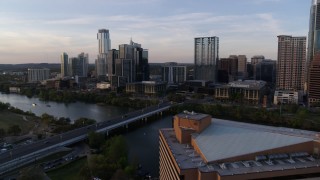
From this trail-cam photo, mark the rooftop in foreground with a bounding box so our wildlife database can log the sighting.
[160,118,320,176]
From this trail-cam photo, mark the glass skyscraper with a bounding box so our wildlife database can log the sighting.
[307,0,320,105]
[96,29,111,77]
[194,36,219,82]
[97,29,111,54]
[60,52,68,77]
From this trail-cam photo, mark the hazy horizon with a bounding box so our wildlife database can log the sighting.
[0,0,310,64]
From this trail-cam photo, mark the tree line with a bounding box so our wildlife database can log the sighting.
[171,103,320,131]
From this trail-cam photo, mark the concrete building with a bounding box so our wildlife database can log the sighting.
[307,0,320,91]
[27,68,50,83]
[159,112,320,180]
[60,52,68,77]
[95,58,106,77]
[126,81,166,95]
[277,35,306,91]
[96,82,111,90]
[237,55,247,79]
[162,62,187,84]
[194,37,219,82]
[214,80,267,104]
[308,54,320,105]
[307,0,320,106]
[274,90,302,105]
[69,52,88,77]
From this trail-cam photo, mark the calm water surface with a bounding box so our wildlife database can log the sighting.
[0,93,132,122]
[0,93,172,177]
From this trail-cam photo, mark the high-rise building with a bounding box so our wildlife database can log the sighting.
[251,55,265,80]
[97,29,111,54]
[107,49,119,77]
[96,29,111,77]
[255,59,276,84]
[217,57,238,83]
[194,37,219,82]
[95,58,106,77]
[69,52,89,77]
[60,52,68,78]
[28,68,50,83]
[237,55,247,79]
[307,0,320,105]
[308,54,320,105]
[162,62,187,84]
[277,35,306,90]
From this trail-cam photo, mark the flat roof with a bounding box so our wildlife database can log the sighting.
[160,119,320,176]
[194,119,313,163]
[176,112,209,121]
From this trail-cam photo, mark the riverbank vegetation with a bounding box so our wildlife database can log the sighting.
[171,103,320,131]
[40,113,96,134]
[19,88,159,109]
[0,102,37,139]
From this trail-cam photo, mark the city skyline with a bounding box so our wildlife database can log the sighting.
[0,0,309,64]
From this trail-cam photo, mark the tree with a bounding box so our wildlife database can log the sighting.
[88,131,105,149]
[0,128,6,140]
[74,118,96,128]
[7,125,21,136]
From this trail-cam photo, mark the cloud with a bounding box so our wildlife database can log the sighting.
[0,11,290,63]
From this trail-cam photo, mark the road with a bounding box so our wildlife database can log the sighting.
[0,101,172,174]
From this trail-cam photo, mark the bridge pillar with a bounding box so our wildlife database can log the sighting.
[106,131,109,136]
[126,124,128,129]
[145,117,147,123]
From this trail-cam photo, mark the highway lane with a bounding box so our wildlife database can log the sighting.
[0,101,172,171]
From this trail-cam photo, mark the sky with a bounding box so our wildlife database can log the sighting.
[0,0,311,64]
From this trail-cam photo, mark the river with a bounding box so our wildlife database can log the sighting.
[0,93,172,177]
[0,93,132,122]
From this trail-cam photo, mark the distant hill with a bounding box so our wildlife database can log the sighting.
[0,63,96,73]
[0,63,60,72]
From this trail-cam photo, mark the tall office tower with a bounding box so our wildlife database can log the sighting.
[251,55,265,79]
[107,49,119,77]
[194,36,219,82]
[97,29,111,54]
[69,52,89,77]
[277,35,306,90]
[217,57,238,83]
[237,55,247,79]
[28,68,50,83]
[118,39,149,82]
[162,62,187,84]
[60,52,68,78]
[96,29,111,77]
[95,58,106,77]
[255,60,276,84]
[307,0,320,105]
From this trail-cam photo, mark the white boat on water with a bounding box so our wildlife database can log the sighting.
[32,103,37,106]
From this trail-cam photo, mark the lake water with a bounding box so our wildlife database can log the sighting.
[0,93,172,177]
[0,93,132,122]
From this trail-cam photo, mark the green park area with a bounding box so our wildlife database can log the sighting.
[0,111,35,134]
[47,157,88,180]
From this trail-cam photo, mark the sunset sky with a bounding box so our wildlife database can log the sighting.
[0,0,310,64]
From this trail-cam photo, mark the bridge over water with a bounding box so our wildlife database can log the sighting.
[0,102,173,175]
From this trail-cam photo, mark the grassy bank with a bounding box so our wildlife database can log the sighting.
[0,111,36,133]
[47,157,87,180]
